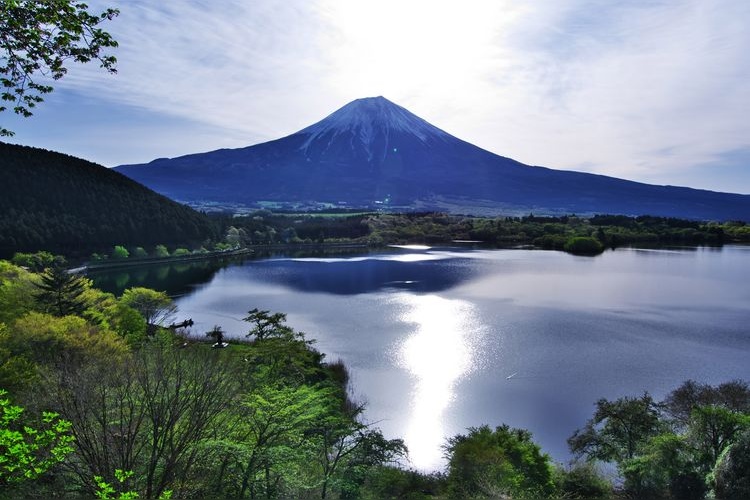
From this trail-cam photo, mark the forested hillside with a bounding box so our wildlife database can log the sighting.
[0,142,218,258]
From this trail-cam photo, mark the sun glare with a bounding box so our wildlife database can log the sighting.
[322,0,521,99]
[394,293,485,470]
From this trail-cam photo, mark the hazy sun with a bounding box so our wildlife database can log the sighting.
[322,0,522,99]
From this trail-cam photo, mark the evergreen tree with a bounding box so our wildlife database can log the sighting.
[34,262,88,316]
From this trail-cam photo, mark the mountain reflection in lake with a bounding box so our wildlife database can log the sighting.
[90,246,750,470]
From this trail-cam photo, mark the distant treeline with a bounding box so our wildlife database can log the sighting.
[213,211,750,256]
[3,138,748,261]
[0,142,218,259]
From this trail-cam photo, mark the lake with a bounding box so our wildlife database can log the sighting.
[90,245,750,470]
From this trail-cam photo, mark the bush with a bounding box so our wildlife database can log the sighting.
[153,245,170,258]
[11,251,56,272]
[445,424,557,498]
[132,247,148,258]
[564,236,604,255]
[112,245,129,259]
[558,463,612,499]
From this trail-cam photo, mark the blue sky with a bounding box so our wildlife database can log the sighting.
[4,0,750,193]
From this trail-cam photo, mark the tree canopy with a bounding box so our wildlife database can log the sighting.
[0,389,74,485]
[120,287,177,334]
[444,424,556,498]
[0,0,118,135]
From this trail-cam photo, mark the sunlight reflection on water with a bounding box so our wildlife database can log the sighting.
[394,294,486,470]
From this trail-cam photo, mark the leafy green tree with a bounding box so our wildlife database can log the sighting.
[714,429,750,500]
[444,424,557,499]
[621,432,706,500]
[232,384,335,498]
[243,308,296,341]
[663,379,750,428]
[322,424,407,499]
[244,333,326,386]
[48,344,237,498]
[0,389,74,485]
[10,251,56,272]
[687,405,750,473]
[0,323,38,397]
[0,260,39,324]
[569,394,665,497]
[135,346,238,499]
[112,245,129,259]
[132,247,148,259]
[302,406,406,500]
[355,466,446,500]
[153,245,170,258]
[557,463,612,500]
[569,394,663,465]
[34,260,90,316]
[0,0,118,135]
[120,287,177,334]
[94,469,173,499]
[2,312,128,384]
[108,302,148,344]
[76,286,147,343]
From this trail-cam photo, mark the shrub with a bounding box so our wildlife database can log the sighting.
[153,245,170,258]
[111,245,129,259]
[132,247,148,258]
[564,236,604,255]
[558,463,612,499]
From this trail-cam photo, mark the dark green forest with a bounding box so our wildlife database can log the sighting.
[1,256,749,499]
[0,142,218,259]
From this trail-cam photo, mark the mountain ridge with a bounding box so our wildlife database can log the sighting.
[115,97,750,221]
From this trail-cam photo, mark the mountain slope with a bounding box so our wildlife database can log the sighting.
[0,142,218,258]
[115,96,750,220]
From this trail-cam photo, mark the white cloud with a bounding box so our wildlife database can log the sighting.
[18,0,750,192]
[75,0,338,141]
[444,0,750,187]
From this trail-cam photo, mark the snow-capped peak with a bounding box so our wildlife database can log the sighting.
[296,97,450,157]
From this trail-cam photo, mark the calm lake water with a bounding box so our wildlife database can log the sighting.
[90,245,750,470]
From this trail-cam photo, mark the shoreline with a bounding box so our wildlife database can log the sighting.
[80,243,371,272]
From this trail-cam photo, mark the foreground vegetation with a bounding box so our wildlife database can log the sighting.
[1,254,749,498]
[0,256,406,498]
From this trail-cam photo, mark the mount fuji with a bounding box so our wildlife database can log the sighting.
[115,96,750,220]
